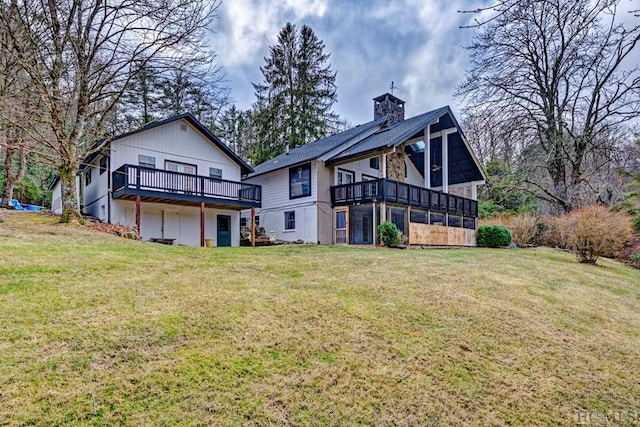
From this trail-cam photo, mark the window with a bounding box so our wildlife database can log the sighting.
[337,169,354,185]
[139,155,156,169]
[463,218,476,230]
[165,160,196,175]
[255,215,260,226]
[99,156,107,175]
[289,163,311,199]
[390,207,406,234]
[369,157,379,170]
[240,217,247,227]
[410,209,428,224]
[209,167,223,180]
[284,211,295,230]
[85,169,92,186]
[430,212,445,226]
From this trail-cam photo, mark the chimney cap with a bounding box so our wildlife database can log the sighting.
[373,93,405,104]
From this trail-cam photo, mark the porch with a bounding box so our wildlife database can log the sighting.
[330,178,478,246]
[112,164,261,247]
[112,164,261,210]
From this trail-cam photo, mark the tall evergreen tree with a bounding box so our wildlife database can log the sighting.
[216,105,254,161]
[251,22,339,165]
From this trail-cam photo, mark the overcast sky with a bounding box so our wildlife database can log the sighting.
[209,0,490,125]
[209,0,639,126]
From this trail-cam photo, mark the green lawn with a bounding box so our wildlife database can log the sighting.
[1,212,639,426]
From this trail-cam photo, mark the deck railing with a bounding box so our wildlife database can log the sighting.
[330,178,478,217]
[112,164,261,203]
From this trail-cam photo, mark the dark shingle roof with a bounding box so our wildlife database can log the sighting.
[328,106,450,163]
[247,105,485,183]
[248,117,385,178]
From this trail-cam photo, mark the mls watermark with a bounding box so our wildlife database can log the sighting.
[574,409,639,425]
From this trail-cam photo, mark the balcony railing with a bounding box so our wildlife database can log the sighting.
[112,164,261,207]
[330,178,478,217]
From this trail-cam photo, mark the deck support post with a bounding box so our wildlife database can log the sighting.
[424,126,431,188]
[406,206,411,246]
[251,207,256,247]
[372,202,377,245]
[442,131,449,194]
[135,195,141,237]
[200,202,205,247]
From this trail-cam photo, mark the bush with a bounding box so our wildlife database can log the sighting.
[480,213,538,247]
[377,221,399,247]
[617,235,640,268]
[477,225,512,247]
[532,215,570,248]
[506,213,538,247]
[566,205,632,264]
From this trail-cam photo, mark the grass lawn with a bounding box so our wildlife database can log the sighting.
[1,211,639,426]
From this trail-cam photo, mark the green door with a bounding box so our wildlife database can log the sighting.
[217,215,231,247]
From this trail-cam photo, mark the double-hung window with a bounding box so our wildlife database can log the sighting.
[284,211,295,230]
[138,155,156,169]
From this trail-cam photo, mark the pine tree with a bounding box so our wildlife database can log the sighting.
[216,105,254,161]
[250,22,339,165]
[159,70,229,129]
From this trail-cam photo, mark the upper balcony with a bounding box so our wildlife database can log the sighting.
[330,178,478,218]
[112,164,261,210]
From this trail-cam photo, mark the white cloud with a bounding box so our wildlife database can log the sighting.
[211,0,485,122]
[212,0,328,67]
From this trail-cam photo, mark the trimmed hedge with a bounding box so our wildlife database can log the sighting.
[477,225,512,247]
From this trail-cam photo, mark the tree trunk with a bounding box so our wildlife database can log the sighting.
[59,160,82,223]
[0,140,27,208]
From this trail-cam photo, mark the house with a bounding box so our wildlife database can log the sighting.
[243,94,485,246]
[50,113,261,247]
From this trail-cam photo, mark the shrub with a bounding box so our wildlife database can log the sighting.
[533,215,571,248]
[477,225,512,247]
[632,209,640,233]
[377,221,399,247]
[479,213,536,247]
[616,234,640,269]
[566,205,632,264]
[506,213,538,247]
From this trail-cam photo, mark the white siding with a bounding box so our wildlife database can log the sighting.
[245,161,320,243]
[111,200,240,246]
[50,176,80,215]
[405,157,424,187]
[111,119,241,182]
[51,181,63,215]
[98,117,244,247]
[316,162,333,244]
[82,155,109,220]
[332,157,382,184]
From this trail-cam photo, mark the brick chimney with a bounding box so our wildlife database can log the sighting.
[373,93,405,124]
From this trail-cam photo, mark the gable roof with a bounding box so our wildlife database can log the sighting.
[81,113,253,175]
[248,117,386,178]
[248,106,486,183]
[328,106,451,163]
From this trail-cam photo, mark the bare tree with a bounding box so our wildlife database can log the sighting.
[0,2,38,207]
[457,0,640,213]
[0,0,220,221]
